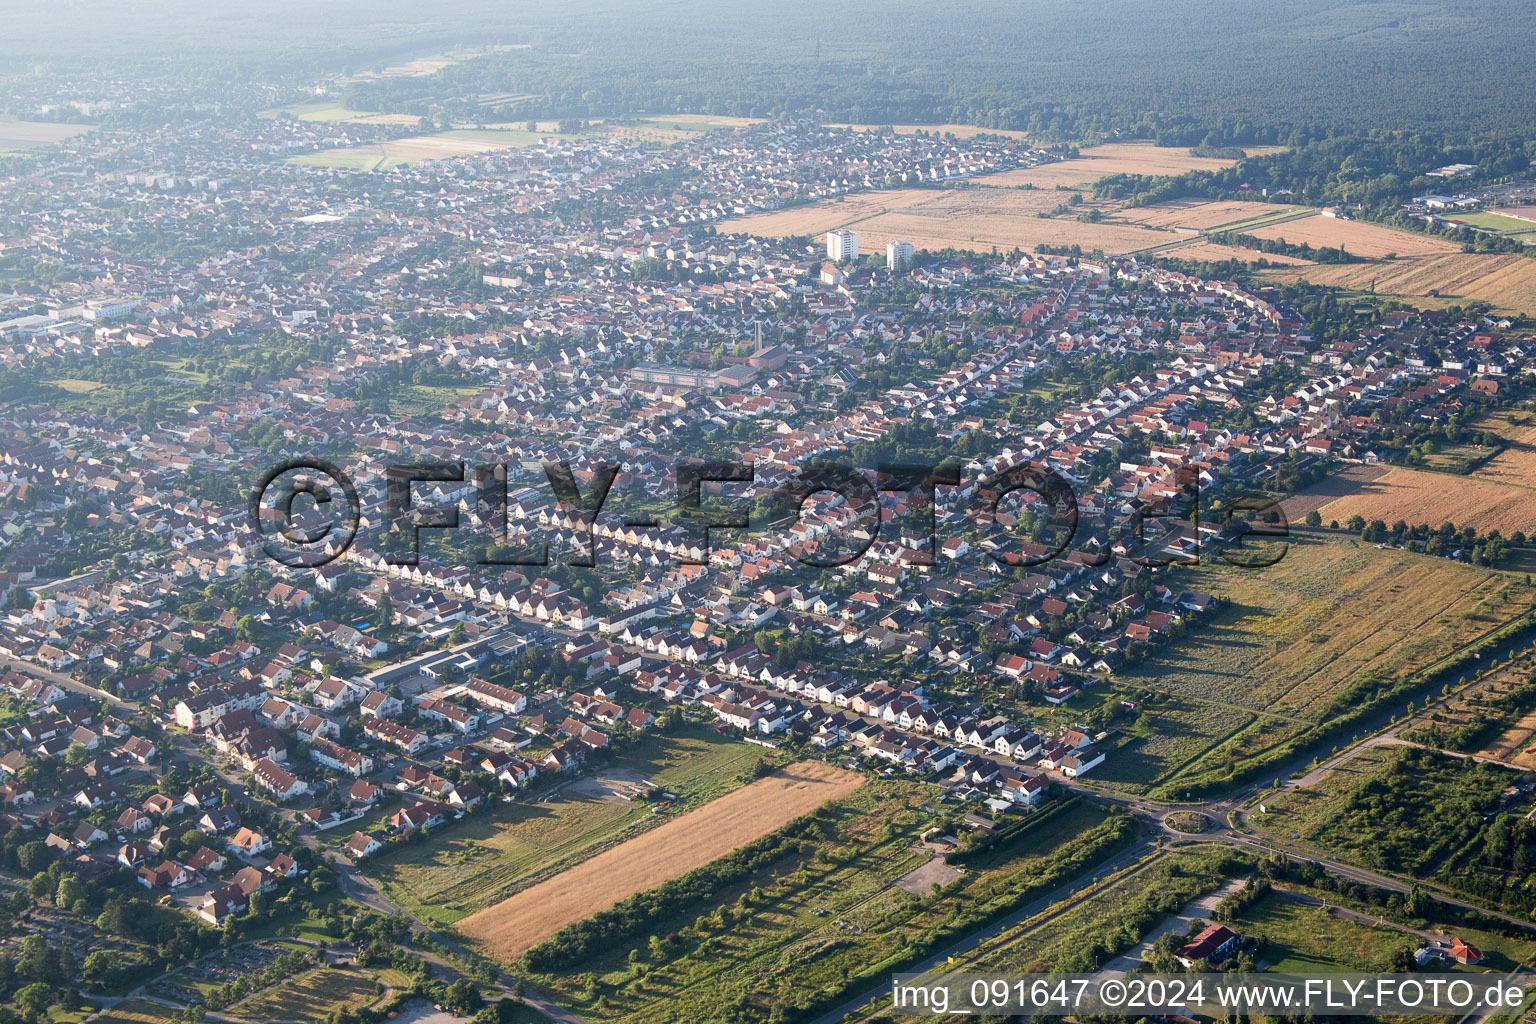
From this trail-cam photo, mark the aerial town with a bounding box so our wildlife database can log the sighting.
[3,5,1536,1024]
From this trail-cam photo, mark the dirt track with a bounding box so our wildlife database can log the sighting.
[457,761,864,959]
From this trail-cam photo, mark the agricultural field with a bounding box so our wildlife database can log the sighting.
[457,760,863,959]
[722,145,1292,256]
[368,728,773,925]
[1289,464,1536,535]
[286,130,536,171]
[1119,536,1534,721]
[89,1001,176,1024]
[232,967,381,1021]
[978,143,1278,190]
[1263,251,1536,316]
[1401,658,1536,764]
[1248,212,1459,258]
[525,794,1134,1024]
[1107,199,1296,232]
[0,118,91,152]
[1464,411,1536,490]
[722,185,1173,255]
[1168,239,1314,265]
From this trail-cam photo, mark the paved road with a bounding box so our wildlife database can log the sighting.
[2,657,137,713]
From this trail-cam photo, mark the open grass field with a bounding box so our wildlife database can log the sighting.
[1092,696,1259,794]
[611,114,762,146]
[1118,536,1536,721]
[1232,891,1412,973]
[1109,199,1297,231]
[234,967,379,1021]
[1233,888,1536,982]
[266,101,421,125]
[1263,252,1536,315]
[45,377,108,394]
[369,728,772,924]
[1249,213,1460,258]
[1292,464,1536,535]
[722,185,1173,255]
[529,795,1134,1024]
[458,761,863,960]
[0,118,91,152]
[287,130,538,171]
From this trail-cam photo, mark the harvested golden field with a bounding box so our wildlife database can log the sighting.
[1468,413,1536,489]
[1248,213,1459,258]
[1304,465,1536,534]
[1110,199,1296,231]
[1266,252,1536,315]
[1279,464,1389,521]
[977,143,1275,190]
[1117,536,1536,719]
[458,762,864,959]
[1172,239,1314,266]
[722,186,1172,254]
[1481,707,1536,768]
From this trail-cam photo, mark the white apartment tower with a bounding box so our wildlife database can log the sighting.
[826,229,859,261]
[886,240,914,271]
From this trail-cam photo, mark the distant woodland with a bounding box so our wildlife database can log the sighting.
[3,1,1536,143]
[4,1,1536,216]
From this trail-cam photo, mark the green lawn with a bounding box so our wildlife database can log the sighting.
[1446,211,1536,232]
[368,727,774,925]
[1232,892,1409,973]
[285,148,403,172]
[439,128,545,146]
